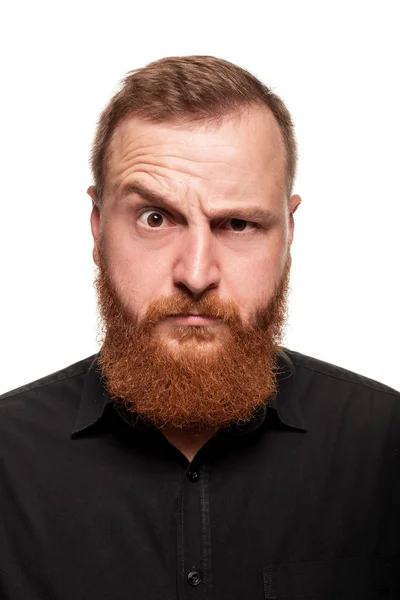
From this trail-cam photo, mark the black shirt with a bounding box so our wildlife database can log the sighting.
[0,349,399,599]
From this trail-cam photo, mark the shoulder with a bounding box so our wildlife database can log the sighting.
[0,354,97,421]
[285,348,400,398]
[283,349,400,433]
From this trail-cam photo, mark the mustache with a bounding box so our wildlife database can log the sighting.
[143,292,242,326]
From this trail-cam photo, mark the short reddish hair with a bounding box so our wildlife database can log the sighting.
[90,56,298,204]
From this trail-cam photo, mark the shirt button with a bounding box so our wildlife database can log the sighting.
[187,467,200,482]
[187,570,202,586]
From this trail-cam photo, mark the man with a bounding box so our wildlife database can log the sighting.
[0,56,399,599]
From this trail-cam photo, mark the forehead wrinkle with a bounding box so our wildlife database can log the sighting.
[112,138,251,175]
[110,114,283,171]
[110,122,238,164]
[113,152,283,208]
[114,171,221,206]
[108,112,286,200]
[112,156,254,199]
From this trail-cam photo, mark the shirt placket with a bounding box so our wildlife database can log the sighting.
[176,462,212,600]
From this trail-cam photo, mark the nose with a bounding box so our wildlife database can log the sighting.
[172,226,220,298]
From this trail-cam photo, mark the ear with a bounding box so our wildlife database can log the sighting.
[88,186,101,266]
[288,194,302,246]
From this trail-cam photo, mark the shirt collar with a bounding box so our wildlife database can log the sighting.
[71,355,109,437]
[271,348,307,431]
[71,348,307,438]
[223,348,307,435]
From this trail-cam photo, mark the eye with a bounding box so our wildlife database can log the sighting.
[138,211,168,228]
[223,218,254,232]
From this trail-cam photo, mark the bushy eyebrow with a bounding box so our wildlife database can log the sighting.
[119,181,169,207]
[119,181,274,223]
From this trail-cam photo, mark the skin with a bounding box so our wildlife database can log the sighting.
[88,107,301,460]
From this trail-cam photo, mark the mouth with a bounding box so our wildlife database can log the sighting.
[166,314,219,326]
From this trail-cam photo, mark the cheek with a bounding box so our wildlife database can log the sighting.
[222,244,287,316]
[101,227,174,317]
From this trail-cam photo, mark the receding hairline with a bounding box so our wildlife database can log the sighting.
[90,55,298,205]
[109,103,272,140]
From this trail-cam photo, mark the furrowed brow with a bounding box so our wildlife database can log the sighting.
[207,207,274,223]
[119,181,171,207]
[119,181,274,223]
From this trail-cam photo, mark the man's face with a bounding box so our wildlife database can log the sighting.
[90,108,299,337]
[89,107,301,429]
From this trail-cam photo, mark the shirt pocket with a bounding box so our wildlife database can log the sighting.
[263,556,394,599]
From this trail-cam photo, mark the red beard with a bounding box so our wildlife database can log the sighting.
[95,250,291,430]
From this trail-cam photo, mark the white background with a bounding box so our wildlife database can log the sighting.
[0,0,399,394]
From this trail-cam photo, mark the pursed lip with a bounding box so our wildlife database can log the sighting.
[166,313,218,325]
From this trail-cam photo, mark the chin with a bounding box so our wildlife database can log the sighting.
[157,328,225,355]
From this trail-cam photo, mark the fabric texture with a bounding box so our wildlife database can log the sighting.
[0,349,399,599]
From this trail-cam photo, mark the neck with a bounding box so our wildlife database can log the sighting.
[159,426,218,462]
